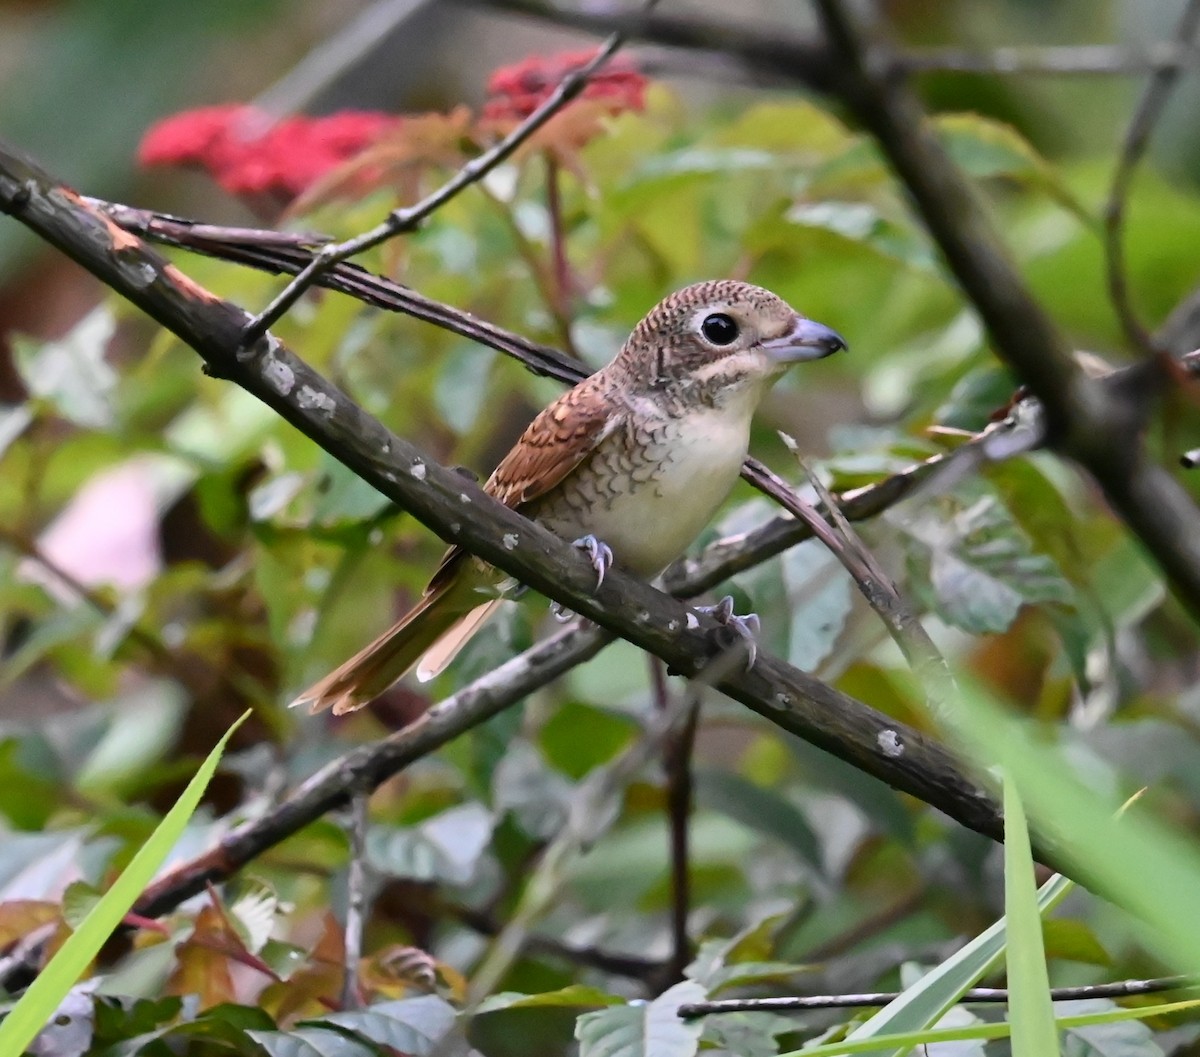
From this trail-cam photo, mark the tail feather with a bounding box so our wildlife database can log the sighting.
[291,586,469,716]
[416,599,504,682]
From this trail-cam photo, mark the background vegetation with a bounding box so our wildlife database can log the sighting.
[4,1,1200,1054]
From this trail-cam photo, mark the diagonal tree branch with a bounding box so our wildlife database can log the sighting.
[809,0,1200,626]
[0,142,1009,864]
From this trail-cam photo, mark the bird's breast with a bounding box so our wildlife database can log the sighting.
[531,399,754,577]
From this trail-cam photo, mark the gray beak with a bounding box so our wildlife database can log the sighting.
[761,315,847,363]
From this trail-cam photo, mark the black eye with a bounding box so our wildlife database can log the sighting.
[701,313,739,346]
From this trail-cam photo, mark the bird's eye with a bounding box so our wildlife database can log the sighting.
[700,313,739,346]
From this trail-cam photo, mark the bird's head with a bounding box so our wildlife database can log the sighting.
[617,279,846,400]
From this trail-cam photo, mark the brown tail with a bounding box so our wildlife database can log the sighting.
[290,584,495,715]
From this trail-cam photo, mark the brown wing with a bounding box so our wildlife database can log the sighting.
[426,375,621,591]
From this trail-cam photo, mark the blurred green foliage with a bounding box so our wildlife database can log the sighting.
[4,9,1200,1054]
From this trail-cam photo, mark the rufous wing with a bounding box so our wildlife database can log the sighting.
[292,376,623,713]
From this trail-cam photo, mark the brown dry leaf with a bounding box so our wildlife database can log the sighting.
[0,900,60,948]
[166,904,237,1008]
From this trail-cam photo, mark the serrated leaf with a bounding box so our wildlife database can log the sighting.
[901,487,1073,634]
[576,981,706,1057]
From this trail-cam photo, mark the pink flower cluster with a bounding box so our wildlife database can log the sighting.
[138,51,648,206]
[482,50,647,122]
[138,105,401,202]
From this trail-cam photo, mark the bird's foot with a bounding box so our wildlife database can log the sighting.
[550,536,613,623]
[572,533,614,590]
[695,595,761,669]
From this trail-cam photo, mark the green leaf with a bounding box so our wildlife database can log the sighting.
[1002,774,1061,1057]
[781,539,853,671]
[576,981,706,1057]
[702,1011,799,1057]
[786,200,937,272]
[476,986,624,1015]
[1057,999,1164,1057]
[304,995,457,1055]
[13,307,117,428]
[366,802,493,885]
[777,997,1200,1056]
[250,1025,378,1057]
[828,868,1074,1057]
[0,711,248,1057]
[902,484,1074,634]
[693,769,823,870]
[935,112,1091,222]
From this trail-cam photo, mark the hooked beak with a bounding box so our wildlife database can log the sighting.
[760,315,847,363]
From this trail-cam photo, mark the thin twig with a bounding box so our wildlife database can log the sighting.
[340,792,370,1010]
[650,657,698,983]
[1104,0,1200,356]
[678,975,1200,1018]
[897,42,1200,77]
[240,21,652,345]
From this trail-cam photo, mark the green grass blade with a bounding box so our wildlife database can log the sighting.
[820,868,1073,1057]
[0,710,249,1056]
[779,997,1200,1056]
[1002,773,1060,1056]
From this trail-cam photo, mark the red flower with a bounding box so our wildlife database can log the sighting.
[482,49,647,123]
[138,105,402,205]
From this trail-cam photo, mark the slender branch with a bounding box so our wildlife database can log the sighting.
[650,657,698,984]
[678,975,1199,1018]
[133,624,611,919]
[240,20,653,344]
[898,42,1200,77]
[1104,0,1200,355]
[0,143,1013,907]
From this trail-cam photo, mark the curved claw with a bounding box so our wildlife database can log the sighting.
[572,534,614,590]
[695,595,761,669]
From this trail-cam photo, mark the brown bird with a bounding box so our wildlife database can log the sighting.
[293,280,845,715]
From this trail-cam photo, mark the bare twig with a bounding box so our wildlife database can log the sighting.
[240,22,651,345]
[897,43,1200,77]
[678,974,1199,1018]
[1104,0,1200,355]
[340,792,370,1010]
[650,658,698,984]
